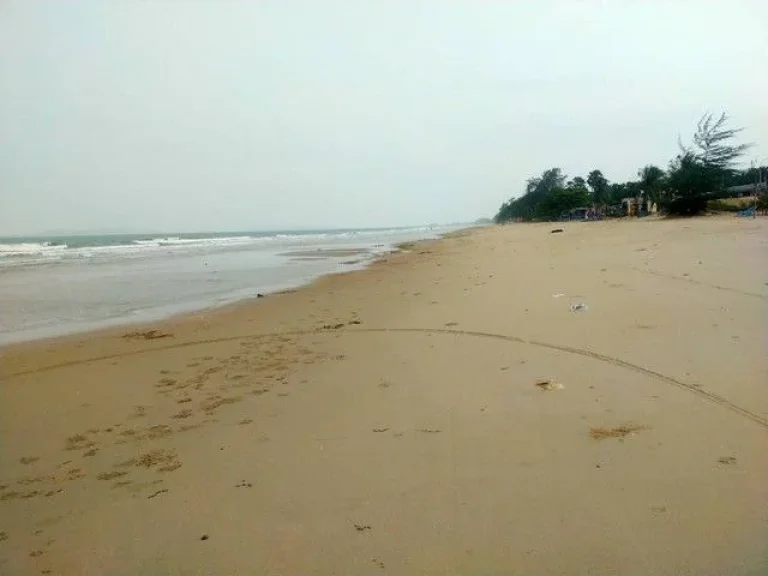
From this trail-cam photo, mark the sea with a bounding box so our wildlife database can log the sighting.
[0,225,463,345]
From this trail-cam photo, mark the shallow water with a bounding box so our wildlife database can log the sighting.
[0,226,460,344]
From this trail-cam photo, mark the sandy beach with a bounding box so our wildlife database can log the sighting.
[1,216,767,575]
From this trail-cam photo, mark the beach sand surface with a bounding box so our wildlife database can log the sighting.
[1,217,767,575]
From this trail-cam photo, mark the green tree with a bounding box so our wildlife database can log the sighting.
[608,183,629,204]
[638,165,666,204]
[494,168,567,222]
[606,181,642,209]
[526,168,567,200]
[757,194,768,213]
[663,113,750,215]
[725,165,768,187]
[687,113,751,171]
[663,153,716,214]
[567,176,588,191]
[492,112,756,221]
[536,186,590,220]
[587,170,610,206]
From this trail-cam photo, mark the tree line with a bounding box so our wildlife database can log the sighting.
[495,113,763,222]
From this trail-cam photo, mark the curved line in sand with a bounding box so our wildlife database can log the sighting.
[8,327,768,430]
[632,267,766,299]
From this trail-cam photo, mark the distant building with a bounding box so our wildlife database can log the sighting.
[568,207,589,220]
[724,183,767,197]
[621,196,657,216]
[559,207,601,221]
[621,197,638,216]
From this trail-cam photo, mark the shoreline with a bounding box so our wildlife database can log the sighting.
[0,232,452,349]
[0,233,447,376]
[2,217,766,575]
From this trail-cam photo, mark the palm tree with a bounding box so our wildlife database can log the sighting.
[638,165,666,208]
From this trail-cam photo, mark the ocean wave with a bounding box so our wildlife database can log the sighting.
[0,242,68,257]
[131,235,255,247]
[0,225,458,268]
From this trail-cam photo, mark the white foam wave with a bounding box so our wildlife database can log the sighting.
[0,225,459,268]
[0,242,68,257]
[132,236,255,247]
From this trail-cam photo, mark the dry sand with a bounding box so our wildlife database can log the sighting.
[1,216,767,575]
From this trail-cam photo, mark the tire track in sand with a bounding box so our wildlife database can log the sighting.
[6,327,768,430]
[632,267,766,299]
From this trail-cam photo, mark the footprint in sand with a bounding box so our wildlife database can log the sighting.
[116,428,145,444]
[171,409,193,420]
[129,405,148,419]
[589,425,649,440]
[64,434,95,451]
[123,330,172,341]
[155,377,178,389]
[96,471,127,481]
[139,449,178,468]
[19,456,39,465]
[1,491,23,501]
[201,395,242,415]
[147,425,173,440]
[17,474,47,487]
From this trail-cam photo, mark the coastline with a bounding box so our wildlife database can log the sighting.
[0,225,465,348]
[0,231,450,378]
[0,228,460,348]
[2,217,767,575]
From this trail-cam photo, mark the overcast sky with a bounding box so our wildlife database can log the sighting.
[1,1,766,235]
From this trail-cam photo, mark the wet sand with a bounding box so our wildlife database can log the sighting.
[280,248,372,258]
[1,216,767,575]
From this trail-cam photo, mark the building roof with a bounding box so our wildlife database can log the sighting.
[726,183,767,193]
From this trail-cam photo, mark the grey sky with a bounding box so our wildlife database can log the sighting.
[1,1,766,235]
